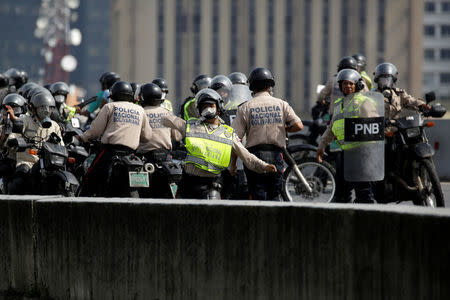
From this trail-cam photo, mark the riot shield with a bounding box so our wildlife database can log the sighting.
[225,84,252,110]
[343,91,384,182]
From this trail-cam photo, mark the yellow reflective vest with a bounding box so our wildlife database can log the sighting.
[360,71,373,90]
[331,93,376,150]
[185,121,233,175]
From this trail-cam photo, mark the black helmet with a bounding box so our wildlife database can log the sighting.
[352,53,367,71]
[5,68,22,89]
[337,56,358,72]
[196,88,223,115]
[152,78,169,93]
[19,70,28,85]
[49,81,70,104]
[336,69,364,93]
[139,83,163,106]
[191,74,212,94]
[27,86,49,100]
[130,82,140,94]
[99,71,114,83]
[3,93,27,115]
[18,82,38,97]
[109,81,134,102]
[373,63,398,83]
[248,67,275,92]
[0,73,9,88]
[30,91,55,108]
[103,72,120,89]
[228,72,248,85]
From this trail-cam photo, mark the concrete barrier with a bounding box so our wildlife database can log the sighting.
[1,196,450,299]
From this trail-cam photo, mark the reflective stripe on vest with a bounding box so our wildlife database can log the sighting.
[331,94,376,150]
[361,71,373,90]
[185,122,233,174]
[183,98,196,121]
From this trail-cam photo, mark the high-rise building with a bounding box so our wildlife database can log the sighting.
[0,1,42,80]
[423,0,450,105]
[111,0,423,116]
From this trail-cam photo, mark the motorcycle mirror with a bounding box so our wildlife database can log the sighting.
[425,91,436,104]
[48,132,62,144]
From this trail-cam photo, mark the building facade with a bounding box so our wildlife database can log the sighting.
[111,0,423,116]
[423,0,450,104]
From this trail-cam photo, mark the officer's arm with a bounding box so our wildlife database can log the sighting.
[286,121,303,133]
[81,104,110,142]
[231,107,246,139]
[232,134,274,174]
[284,103,303,132]
[317,124,334,151]
[400,90,426,109]
[140,113,153,143]
[317,78,332,102]
[161,114,186,138]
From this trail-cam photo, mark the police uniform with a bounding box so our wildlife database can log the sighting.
[383,88,425,120]
[137,105,182,198]
[232,91,301,200]
[7,115,63,194]
[318,92,378,203]
[79,101,153,196]
[180,97,200,120]
[162,114,270,199]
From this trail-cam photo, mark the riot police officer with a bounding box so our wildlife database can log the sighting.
[5,91,63,194]
[77,81,153,196]
[83,71,120,117]
[136,83,182,198]
[317,69,382,203]
[232,67,303,201]
[225,72,252,111]
[49,81,76,124]
[4,68,27,92]
[152,78,173,112]
[210,75,233,107]
[180,74,211,120]
[317,56,369,115]
[162,88,277,199]
[0,73,9,102]
[228,72,248,85]
[352,53,373,90]
[373,62,428,120]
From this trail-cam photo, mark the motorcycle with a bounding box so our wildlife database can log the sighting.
[377,96,446,207]
[8,132,80,196]
[139,150,183,199]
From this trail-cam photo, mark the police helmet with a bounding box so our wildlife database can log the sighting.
[130,82,140,95]
[49,81,70,104]
[3,93,27,115]
[337,56,358,72]
[228,72,248,85]
[336,69,364,93]
[139,83,163,106]
[352,53,367,71]
[0,73,9,88]
[30,91,55,108]
[248,67,275,92]
[19,70,28,86]
[196,88,223,114]
[5,68,22,88]
[18,82,39,100]
[103,72,121,89]
[28,86,51,100]
[210,75,233,100]
[191,74,212,94]
[373,63,398,83]
[109,81,134,102]
[152,78,169,94]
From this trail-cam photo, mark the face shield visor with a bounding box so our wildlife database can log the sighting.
[377,75,394,91]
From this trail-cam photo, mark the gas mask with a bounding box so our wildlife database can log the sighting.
[35,106,52,128]
[201,107,217,119]
[377,76,394,91]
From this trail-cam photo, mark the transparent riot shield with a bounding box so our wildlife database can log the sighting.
[225,84,252,110]
[343,91,384,182]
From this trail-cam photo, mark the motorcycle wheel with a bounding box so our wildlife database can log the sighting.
[413,159,445,207]
[282,157,336,203]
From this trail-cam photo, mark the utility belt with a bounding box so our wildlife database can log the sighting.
[102,144,134,156]
[247,144,282,164]
[143,148,171,163]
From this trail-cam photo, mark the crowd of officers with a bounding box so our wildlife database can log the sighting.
[0,53,429,202]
